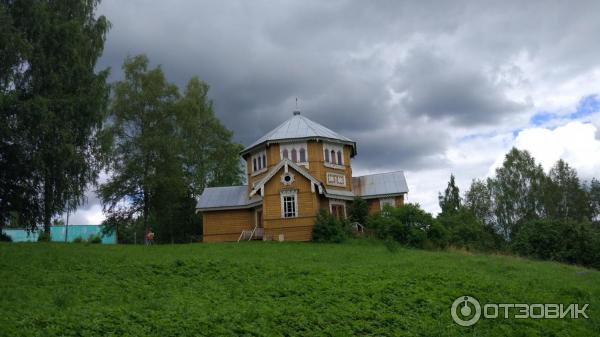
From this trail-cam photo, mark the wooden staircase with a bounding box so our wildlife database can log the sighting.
[237,226,264,242]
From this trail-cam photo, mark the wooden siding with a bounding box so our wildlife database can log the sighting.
[366,195,405,215]
[261,165,319,241]
[202,209,254,242]
[245,141,354,194]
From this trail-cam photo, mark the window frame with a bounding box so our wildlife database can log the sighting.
[280,190,298,218]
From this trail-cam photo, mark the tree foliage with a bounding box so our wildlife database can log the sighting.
[99,55,242,243]
[312,209,350,243]
[438,174,461,216]
[488,148,546,239]
[347,197,368,225]
[1,0,110,231]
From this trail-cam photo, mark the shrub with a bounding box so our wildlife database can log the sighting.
[435,208,503,251]
[347,197,369,225]
[37,231,51,242]
[88,235,102,244]
[72,236,85,243]
[366,203,444,248]
[312,209,350,243]
[512,219,600,269]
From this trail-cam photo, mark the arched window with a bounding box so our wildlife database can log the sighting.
[291,149,298,162]
[324,149,329,163]
[299,148,306,162]
[283,149,288,159]
[262,154,266,168]
[330,150,336,164]
[253,158,257,171]
[337,151,342,165]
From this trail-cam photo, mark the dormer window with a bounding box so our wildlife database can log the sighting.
[251,150,267,175]
[280,142,308,166]
[323,143,344,169]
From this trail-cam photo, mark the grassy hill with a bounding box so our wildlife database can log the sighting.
[0,241,598,336]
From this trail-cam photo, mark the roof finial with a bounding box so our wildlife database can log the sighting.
[293,97,301,115]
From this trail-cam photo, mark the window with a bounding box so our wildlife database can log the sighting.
[330,200,346,219]
[251,150,267,174]
[323,143,344,167]
[380,198,396,209]
[281,190,297,218]
[280,142,308,164]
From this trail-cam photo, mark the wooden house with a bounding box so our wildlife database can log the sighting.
[196,111,408,242]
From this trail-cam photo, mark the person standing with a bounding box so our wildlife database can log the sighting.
[145,229,155,245]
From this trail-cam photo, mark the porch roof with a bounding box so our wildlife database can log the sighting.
[196,185,261,211]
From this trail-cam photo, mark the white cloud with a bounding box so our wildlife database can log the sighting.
[514,121,600,179]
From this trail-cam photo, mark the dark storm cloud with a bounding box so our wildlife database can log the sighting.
[95,0,600,174]
[393,48,529,126]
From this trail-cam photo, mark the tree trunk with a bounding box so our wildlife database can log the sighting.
[43,173,52,234]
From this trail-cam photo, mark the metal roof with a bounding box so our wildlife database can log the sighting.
[241,113,356,156]
[352,171,408,198]
[196,185,261,211]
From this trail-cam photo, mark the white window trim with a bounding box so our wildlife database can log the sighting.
[323,142,344,167]
[326,172,346,187]
[280,190,298,218]
[329,199,346,218]
[379,197,396,209]
[279,142,309,167]
[251,150,268,176]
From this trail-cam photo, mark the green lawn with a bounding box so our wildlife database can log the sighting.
[0,241,598,336]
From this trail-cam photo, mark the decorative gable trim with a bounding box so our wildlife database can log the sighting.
[249,158,324,197]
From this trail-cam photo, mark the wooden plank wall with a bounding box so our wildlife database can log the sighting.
[202,209,254,242]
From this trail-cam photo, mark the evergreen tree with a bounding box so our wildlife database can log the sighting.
[438,174,461,216]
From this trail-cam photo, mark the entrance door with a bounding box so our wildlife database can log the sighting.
[331,204,344,219]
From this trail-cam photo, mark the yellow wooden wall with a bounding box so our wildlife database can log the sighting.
[244,141,354,194]
[261,165,320,241]
[202,209,254,242]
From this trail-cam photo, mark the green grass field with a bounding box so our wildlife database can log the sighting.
[0,241,598,336]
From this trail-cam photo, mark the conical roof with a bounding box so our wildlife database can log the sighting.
[240,112,356,156]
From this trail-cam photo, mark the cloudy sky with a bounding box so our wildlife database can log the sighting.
[68,0,600,224]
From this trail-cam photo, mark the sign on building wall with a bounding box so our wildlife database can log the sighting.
[326,172,346,187]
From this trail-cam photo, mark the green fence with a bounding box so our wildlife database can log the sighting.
[2,225,116,244]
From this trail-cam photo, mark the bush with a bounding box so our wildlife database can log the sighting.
[72,236,85,243]
[347,197,369,225]
[435,209,504,251]
[0,231,13,242]
[312,209,350,243]
[88,235,102,244]
[512,219,600,269]
[366,203,445,249]
[37,231,51,242]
